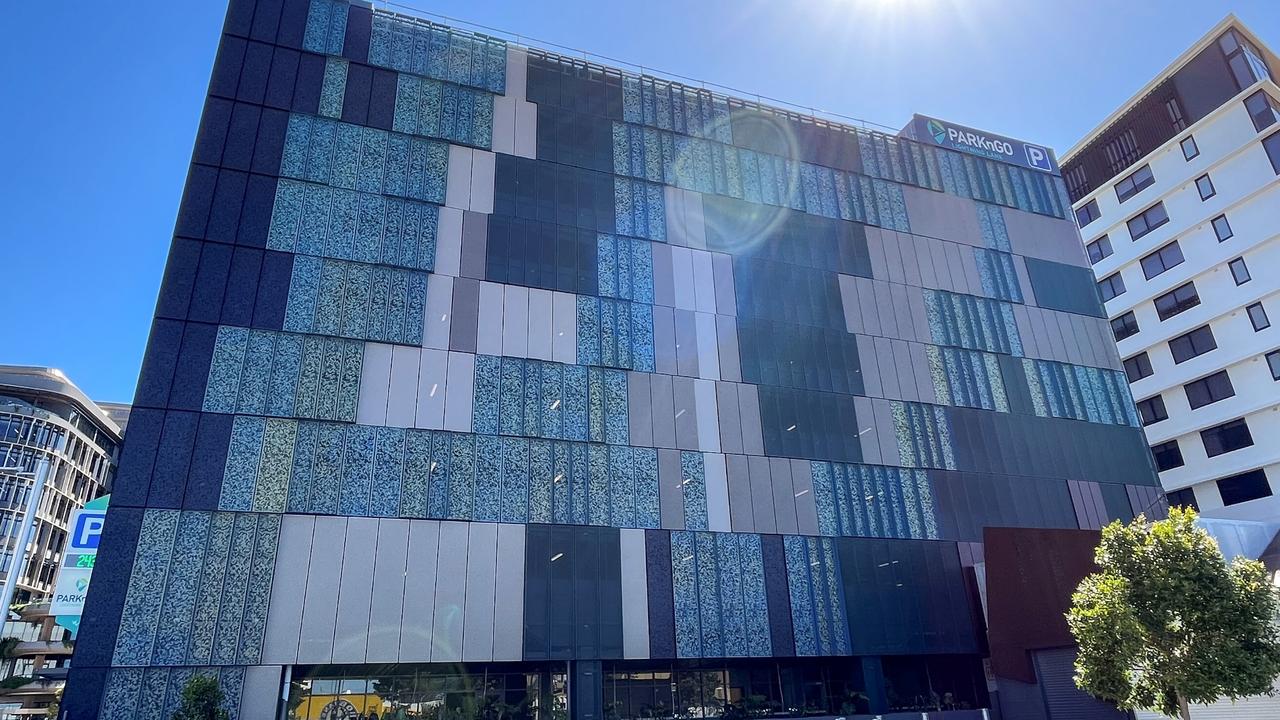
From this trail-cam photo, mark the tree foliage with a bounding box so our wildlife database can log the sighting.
[1068,507,1280,718]
[172,675,229,720]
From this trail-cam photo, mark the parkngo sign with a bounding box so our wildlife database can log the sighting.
[51,495,109,634]
[908,114,1059,174]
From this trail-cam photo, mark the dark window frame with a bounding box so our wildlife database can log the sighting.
[1086,234,1113,265]
[1217,469,1272,507]
[1151,440,1185,472]
[1115,164,1155,203]
[1140,241,1185,280]
[1124,352,1154,383]
[1266,349,1280,380]
[1247,302,1270,331]
[1212,214,1233,241]
[1180,135,1200,160]
[1265,130,1280,175]
[1112,311,1140,341]
[1201,418,1254,458]
[1136,395,1169,425]
[1098,273,1126,302]
[1245,89,1280,133]
[1166,487,1199,510]
[1184,370,1235,410]
[1127,202,1170,240]
[1076,199,1101,228]
[1154,281,1201,321]
[1169,325,1217,364]
[1229,257,1251,285]
[1195,173,1216,200]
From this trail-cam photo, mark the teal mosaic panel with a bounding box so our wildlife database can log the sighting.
[368,11,506,94]
[976,203,1011,251]
[302,0,348,55]
[810,462,938,540]
[665,531,776,659]
[973,248,1023,303]
[680,451,708,531]
[279,114,448,205]
[283,256,427,345]
[471,356,627,444]
[111,511,278,668]
[267,179,438,271]
[101,666,246,720]
[597,234,656,304]
[622,76,732,142]
[204,326,363,422]
[891,401,957,470]
[926,346,1009,412]
[1021,359,1139,428]
[319,57,348,118]
[576,296,655,372]
[923,289,1023,356]
[783,535,850,657]
[392,73,494,149]
[613,177,666,242]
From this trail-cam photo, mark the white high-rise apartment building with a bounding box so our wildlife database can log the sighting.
[1062,16,1280,523]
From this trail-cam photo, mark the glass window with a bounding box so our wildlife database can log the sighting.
[1268,349,1280,380]
[1151,440,1184,472]
[1229,257,1251,285]
[1202,418,1254,457]
[1166,487,1199,511]
[1076,199,1101,228]
[1086,234,1113,264]
[1167,98,1188,132]
[1195,174,1216,200]
[1123,352,1154,382]
[1127,202,1169,240]
[1169,325,1217,364]
[1136,395,1168,425]
[1140,242,1184,279]
[1185,370,1235,409]
[1217,470,1272,507]
[1115,165,1155,203]
[1245,90,1280,132]
[1111,311,1140,341]
[1212,214,1233,241]
[1181,135,1200,160]
[1097,273,1126,302]
[1266,130,1280,174]
[1248,302,1270,331]
[1154,282,1200,321]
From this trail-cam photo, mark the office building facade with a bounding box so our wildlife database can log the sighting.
[66,1,1162,718]
[1062,17,1280,523]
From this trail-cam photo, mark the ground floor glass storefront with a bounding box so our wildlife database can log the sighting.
[288,656,986,720]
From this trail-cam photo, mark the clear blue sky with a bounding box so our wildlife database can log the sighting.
[2,0,1278,403]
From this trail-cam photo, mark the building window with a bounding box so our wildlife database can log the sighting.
[1212,214,1233,241]
[1217,469,1272,507]
[1136,395,1169,425]
[1127,202,1169,240]
[1184,370,1235,410]
[1124,352,1154,382]
[1154,282,1200,321]
[1201,418,1254,457]
[1222,30,1274,88]
[1166,487,1199,511]
[1098,273,1126,302]
[1266,349,1280,380]
[1245,90,1280,132]
[1167,97,1188,132]
[1112,311,1140,341]
[1086,235,1113,264]
[1140,242,1184,280]
[1194,174,1216,201]
[1115,165,1155,203]
[1181,135,1200,160]
[1152,440,1185,472]
[1065,165,1089,203]
[1076,199,1101,228]
[1229,257,1251,285]
[1169,325,1217,364]
[1247,302,1270,331]
[1103,128,1141,175]
[1265,131,1280,175]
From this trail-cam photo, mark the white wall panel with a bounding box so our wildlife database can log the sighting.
[443,351,475,432]
[492,524,526,661]
[619,529,650,659]
[422,274,454,350]
[462,522,499,662]
[366,519,410,663]
[527,288,554,360]
[446,145,473,210]
[400,520,441,662]
[356,342,393,425]
[387,345,421,428]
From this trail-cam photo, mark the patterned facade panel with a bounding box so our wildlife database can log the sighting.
[926,346,1009,413]
[923,289,1024,356]
[782,535,851,656]
[283,255,428,345]
[368,11,507,94]
[810,462,938,540]
[670,531,771,659]
[391,72,495,148]
[576,297,655,372]
[1021,359,1139,427]
[100,666,246,720]
[471,355,629,444]
[891,401,957,470]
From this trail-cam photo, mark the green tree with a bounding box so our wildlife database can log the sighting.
[172,675,229,720]
[1068,507,1280,719]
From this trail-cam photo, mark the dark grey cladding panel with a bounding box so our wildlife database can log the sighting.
[1023,257,1107,318]
[757,385,861,463]
[702,195,872,277]
[523,524,623,661]
[929,470,1078,542]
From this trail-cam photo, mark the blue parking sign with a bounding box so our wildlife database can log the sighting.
[70,510,106,551]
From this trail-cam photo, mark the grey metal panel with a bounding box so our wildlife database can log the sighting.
[737,384,765,456]
[505,47,528,100]
[672,376,699,450]
[930,240,956,292]
[238,665,283,720]
[705,453,731,531]
[387,346,421,428]
[881,231,908,285]
[770,457,799,534]
[653,305,678,375]
[619,529,650,659]
[492,95,516,155]
[658,449,686,530]
[856,335,882,399]
[912,235,939,289]
[692,250,717,315]
[431,521,469,662]
[400,520,441,662]
[443,351,475,433]
[664,185,688,247]
[445,146,473,211]
[839,275,863,334]
[865,227,889,280]
[853,396,881,465]
[716,315,742,382]
[652,242,676,307]
[476,281,504,356]
[855,276,882,337]
[501,284,530,358]
[694,379,720,453]
[1014,255,1037,306]
[897,233,923,288]
[415,349,449,430]
[960,245,983,296]
[629,372,654,447]
[1012,305,1039,359]
[887,340,916,402]
[909,342,937,405]
[1027,307,1054,362]
[462,522,499,662]
[685,190,707,250]
[873,280,899,340]
[716,382,744,454]
[1057,311,1085,366]
[551,291,577,365]
[435,206,464,277]
[262,515,314,665]
[725,454,754,532]
[888,284,916,346]
[712,253,737,316]
[356,342,392,426]
[907,286,932,344]
[873,337,901,400]
[1006,209,1090,267]
[674,310,700,377]
[649,374,677,449]
[944,242,972,294]
[527,288,554,361]
[297,516,346,664]
[873,399,901,467]
[791,459,819,535]
[1043,310,1069,364]
[514,99,537,159]
[448,277,480,353]
[460,210,488,280]
[1073,313,1101,369]
[367,519,410,663]
[332,517,378,663]
[470,149,496,215]
[423,274,454,350]
[694,312,719,380]
[493,523,526,661]
[747,455,777,534]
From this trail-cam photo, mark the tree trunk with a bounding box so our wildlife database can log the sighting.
[1177,694,1192,720]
